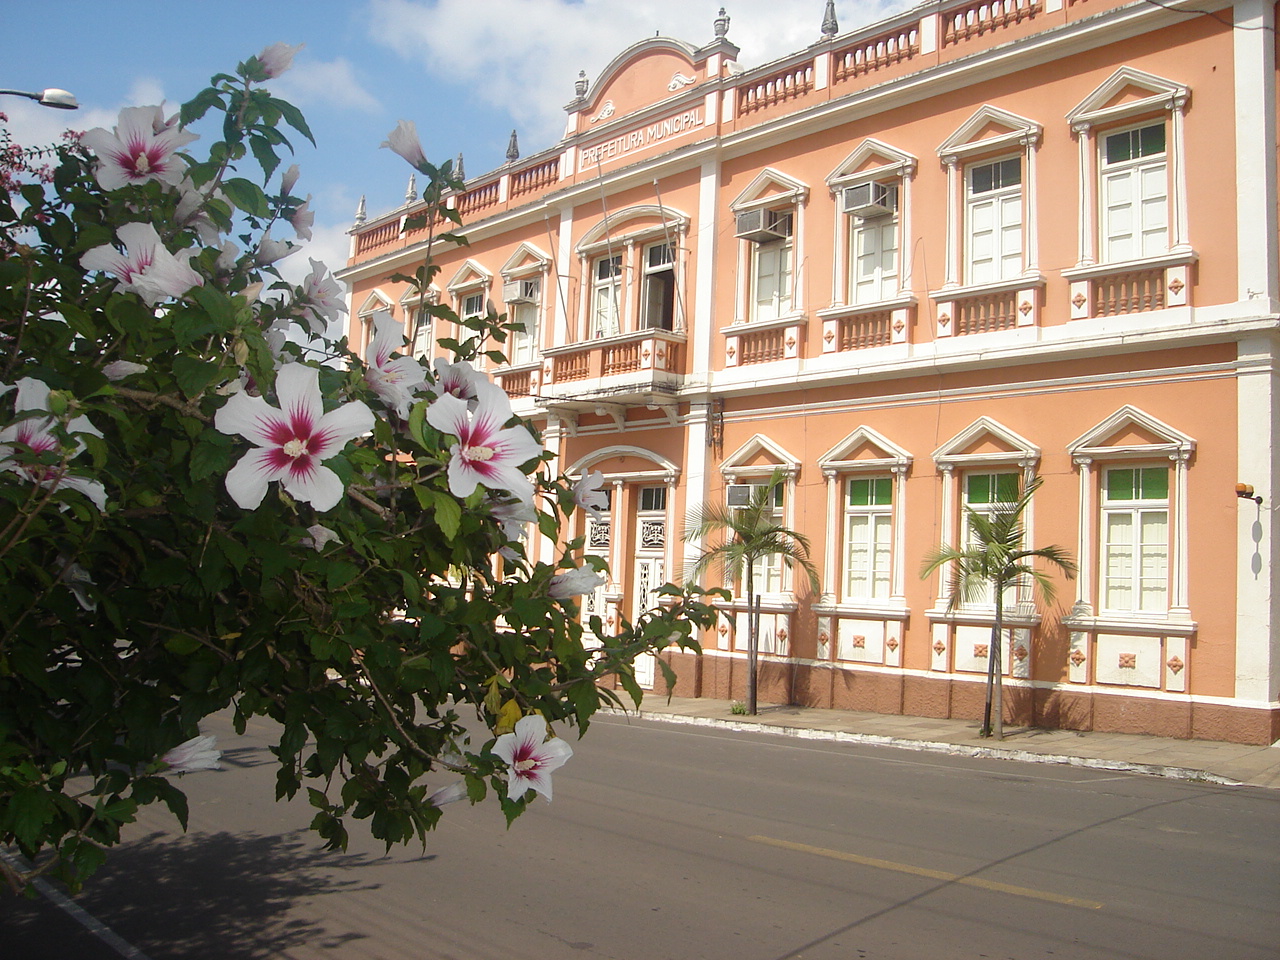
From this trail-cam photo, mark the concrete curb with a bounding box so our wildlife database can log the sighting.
[625,708,1246,788]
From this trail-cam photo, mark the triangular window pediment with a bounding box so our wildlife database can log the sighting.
[933,417,1039,469]
[500,243,551,276]
[938,105,1041,162]
[827,139,917,188]
[1068,406,1195,460]
[819,426,912,473]
[446,259,492,292]
[1067,67,1189,129]
[731,168,809,211]
[721,434,800,481]
[357,290,395,317]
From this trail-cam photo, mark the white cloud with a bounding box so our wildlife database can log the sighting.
[366,0,906,154]
[272,58,381,113]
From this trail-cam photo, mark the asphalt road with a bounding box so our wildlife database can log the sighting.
[3,709,1278,960]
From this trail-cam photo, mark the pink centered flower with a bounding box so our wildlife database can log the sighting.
[0,378,106,510]
[296,258,347,337]
[364,310,426,420]
[79,105,197,191]
[215,362,374,512]
[255,42,303,79]
[425,380,541,504]
[427,358,485,403]
[80,222,203,306]
[491,714,573,802]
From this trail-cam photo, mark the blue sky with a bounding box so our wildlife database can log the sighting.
[3,0,905,284]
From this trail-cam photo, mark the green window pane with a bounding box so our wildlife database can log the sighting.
[995,473,1019,502]
[966,473,991,504]
[1139,467,1168,500]
[1107,468,1135,501]
[1139,123,1166,157]
[967,472,1018,504]
[1105,131,1133,165]
[848,477,893,506]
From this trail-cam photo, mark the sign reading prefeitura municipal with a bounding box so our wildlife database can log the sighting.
[578,106,708,169]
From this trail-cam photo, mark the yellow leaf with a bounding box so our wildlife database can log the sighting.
[494,699,522,736]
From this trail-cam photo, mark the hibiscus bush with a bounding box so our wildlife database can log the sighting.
[0,46,722,894]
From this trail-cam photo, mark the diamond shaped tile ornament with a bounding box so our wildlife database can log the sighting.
[642,347,651,360]
[893,319,904,333]
[933,640,946,655]
[1169,278,1184,294]
[938,313,950,327]
[1019,301,1032,315]
[1014,644,1028,661]
[718,623,728,636]
[785,335,796,348]
[823,329,835,343]
[1072,292,1087,308]
[1167,655,1184,674]
[974,643,988,658]
[727,345,736,358]
[1070,648,1087,667]
[777,628,788,642]
[1119,652,1137,669]
[886,636,899,651]
[852,635,866,649]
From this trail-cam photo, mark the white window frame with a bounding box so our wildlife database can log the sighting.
[936,106,1042,291]
[964,156,1023,286]
[748,210,794,323]
[503,276,541,366]
[1066,67,1192,269]
[1100,465,1170,615]
[1067,406,1195,626]
[1098,122,1169,264]
[850,211,899,306]
[961,470,1023,608]
[590,253,623,338]
[641,241,676,330]
[842,476,894,602]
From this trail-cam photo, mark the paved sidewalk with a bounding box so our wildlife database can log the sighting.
[627,694,1280,790]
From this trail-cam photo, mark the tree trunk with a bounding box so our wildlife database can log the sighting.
[746,567,759,716]
[991,589,1004,741]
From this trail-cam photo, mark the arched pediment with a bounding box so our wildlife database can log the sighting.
[933,417,1039,468]
[565,444,680,481]
[582,38,701,115]
[577,203,690,251]
[721,434,801,481]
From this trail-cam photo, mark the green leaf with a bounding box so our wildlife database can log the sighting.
[221,178,270,218]
[432,492,462,541]
[173,356,223,399]
[7,787,55,847]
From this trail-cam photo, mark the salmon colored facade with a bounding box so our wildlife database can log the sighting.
[340,0,1280,743]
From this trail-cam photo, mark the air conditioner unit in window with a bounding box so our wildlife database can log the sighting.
[726,484,755,507]
[842,182,898,218]
[734,209,791,243]
[502,279,537,304]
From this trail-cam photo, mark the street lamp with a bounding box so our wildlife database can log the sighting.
[0,88,79,110]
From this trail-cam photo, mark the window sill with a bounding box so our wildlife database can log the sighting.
[928,273,1046,302]
[1061,613,1198,637]
[816,295,916,321]
[713,596,800,614]
[1061,249,1198,282]
[545,327,686,355]
[720,312,807,336]
[925,606,1042,628]
[813,601,910,621]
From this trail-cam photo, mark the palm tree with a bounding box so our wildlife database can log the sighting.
[921,477,1076,740]
[684,472,819,715]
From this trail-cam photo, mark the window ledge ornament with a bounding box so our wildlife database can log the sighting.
[929,272,1046,302]
[816,294,916,321]
[1060,249,1198,282]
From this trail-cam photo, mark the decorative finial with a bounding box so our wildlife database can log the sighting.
[714,7,730,38]
[574,70,589,98]
[506,129,520,163]
[354,195,366,225]
[821,0,838,37]
[455,152,466,181]
[405,173,417,204]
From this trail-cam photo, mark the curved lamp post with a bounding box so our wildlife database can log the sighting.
[0,88,79,110]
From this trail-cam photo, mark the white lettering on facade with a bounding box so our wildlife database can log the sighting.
[579,107,706,169]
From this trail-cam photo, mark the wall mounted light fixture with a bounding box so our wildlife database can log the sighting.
[1236,483,1263,505]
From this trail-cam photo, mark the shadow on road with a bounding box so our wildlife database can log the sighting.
[4,829,380,960]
